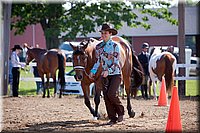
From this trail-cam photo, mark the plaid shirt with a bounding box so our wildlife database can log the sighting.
[90,39,121,75]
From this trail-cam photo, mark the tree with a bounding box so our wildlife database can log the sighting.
[11,1,177,49]
[12,3,65,49]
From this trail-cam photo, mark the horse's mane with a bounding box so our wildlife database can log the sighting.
[30,48,47,54]
[149,47,162,58]
[112,36,130,45]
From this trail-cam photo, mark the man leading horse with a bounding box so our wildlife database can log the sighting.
[89,23,125,125]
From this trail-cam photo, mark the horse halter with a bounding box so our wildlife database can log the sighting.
[73,49,90,78]
[25,52,33,65]
[73,55,87,70]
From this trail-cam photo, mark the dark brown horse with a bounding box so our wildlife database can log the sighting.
[70,36,143,119]
[25,47,66,98]
[149,47,177,100]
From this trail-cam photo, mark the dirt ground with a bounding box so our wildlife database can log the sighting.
[1,95,199,132]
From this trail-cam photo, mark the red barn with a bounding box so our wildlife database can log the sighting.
[10,23,46,49]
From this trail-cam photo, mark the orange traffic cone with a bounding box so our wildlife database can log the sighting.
[166,86,182,133]
[158,77,168,106]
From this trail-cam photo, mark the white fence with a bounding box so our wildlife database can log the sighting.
[174,64,199,80]
[20,63,199,82]
[20,62,73,82]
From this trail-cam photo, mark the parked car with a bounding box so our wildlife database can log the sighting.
[59,41,80,62]
[189,56,200,76]
[59,69,94,96]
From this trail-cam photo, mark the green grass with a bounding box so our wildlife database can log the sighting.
[186,80,200,96]
[8,66,199,96]
[136,80,199,97]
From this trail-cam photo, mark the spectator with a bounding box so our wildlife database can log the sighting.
[33,44,43,94]
[33,64,42,94]
[138,43,150,100]
[36,44,39,48]
[11,45,26,97]
[19,43,28,62]
[167,46,178,61]
[89,23,124,125]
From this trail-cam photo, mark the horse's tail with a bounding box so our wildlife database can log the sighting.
[164,54,175,93]
[57,53,66,87]
[131,50,144,89]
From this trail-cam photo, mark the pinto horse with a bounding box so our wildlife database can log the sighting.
[70,36,143,119]
[149,47,177,100]
[25,47,66,98]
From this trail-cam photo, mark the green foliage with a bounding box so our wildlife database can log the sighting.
[11,1,178,48]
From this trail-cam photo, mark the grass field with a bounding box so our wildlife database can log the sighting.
[7,66,199,96]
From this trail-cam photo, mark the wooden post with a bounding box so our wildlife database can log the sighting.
[196,2,200,57]
[0,2,3,97]
[2,3,12,95]
[178,1,186,96]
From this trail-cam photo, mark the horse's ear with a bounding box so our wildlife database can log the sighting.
[69,42,76,50]
[90,38,95,42]
[82,41,88,50]
[78,40,88,50]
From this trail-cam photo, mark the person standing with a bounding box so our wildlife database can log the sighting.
[11,45,25,97]
[33,44,42,94]
[32,61,42,94]
[89,23,124,125]
[167,45,178,62]
[138,43,150,100]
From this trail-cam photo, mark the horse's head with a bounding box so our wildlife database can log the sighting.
[25,49,35,65]
[24,45,33,65]
[149,47,162,59]
[70,40,90,81]
[25,48,47,65]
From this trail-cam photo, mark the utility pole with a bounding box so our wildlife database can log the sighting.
[3,3,12,95]
[178,0,186,96]
[196,2,200,57]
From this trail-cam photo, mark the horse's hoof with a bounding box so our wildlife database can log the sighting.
[153,97,158,100]
[97,113,101,119]
[93,117,98,121]
[42,95,45,98]
[129,111,135,118]
[47,96,50,98]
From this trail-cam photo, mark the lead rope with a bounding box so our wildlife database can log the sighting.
[133,66,144,75]
[83,69,90,78]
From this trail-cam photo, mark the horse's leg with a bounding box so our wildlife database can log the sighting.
[148,79,152,97]
[93,84,101,119]
[150,69,157,100]
[58,80,62,98]
[124,77,135,118]
[52,74,57,98]
[54,77,57,98]
[120,82,125,99]
[152,80,157,100]
[41,77,46,98]
[82,84,96,118]
[46,74,50,98]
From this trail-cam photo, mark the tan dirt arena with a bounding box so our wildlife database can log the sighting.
[1,95,199,132]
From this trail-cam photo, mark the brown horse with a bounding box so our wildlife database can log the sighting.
[149,47,177,100]
[70,36,143,119]
[25,47,66,98]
